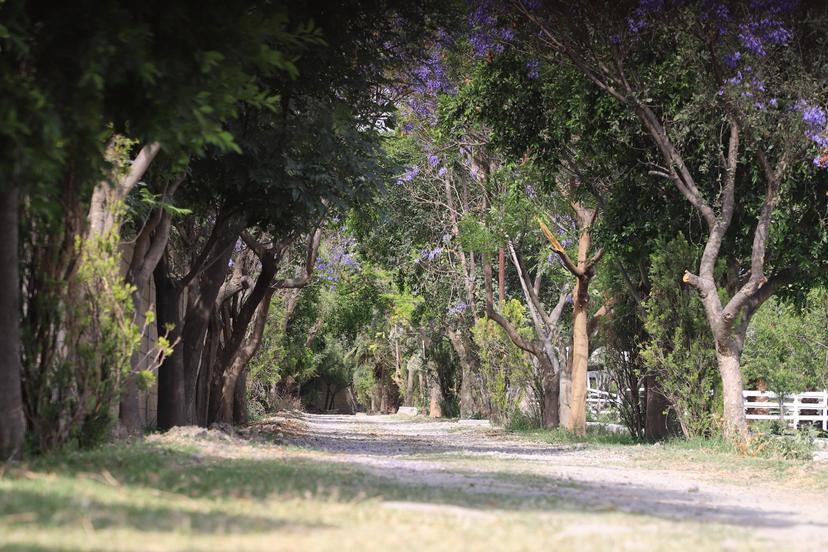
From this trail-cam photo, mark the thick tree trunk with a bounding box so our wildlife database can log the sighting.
[718,348,749,441]
[212,289,275,424]
[644,375,670,441]
[182,244,236,424]
[232,370,248,425]
[429,377,443,418]
[540,355,560,428]
[447,328,478,418]
[0,186,25,460]
[120,180,180,433]
[154,260,185,430]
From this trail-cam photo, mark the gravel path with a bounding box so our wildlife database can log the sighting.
[276,412,828,549]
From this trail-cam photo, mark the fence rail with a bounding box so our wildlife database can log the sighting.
[743,390,828,430]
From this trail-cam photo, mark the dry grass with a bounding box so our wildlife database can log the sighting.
[0,424,768,552]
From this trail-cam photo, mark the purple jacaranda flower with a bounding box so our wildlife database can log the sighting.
[428,154,440,167]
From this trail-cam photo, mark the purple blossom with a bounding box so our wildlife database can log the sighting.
[428,154,440,167]
[803,106,827,129]
[525,184,537,199]
[627,17,646,34]
[420,246,443,262]
[725,71,743,86]
[526,59,540,80]
[403,121,414,132]
[722,51,742,69]
[397,165,420,185]
[448,301,469,316]
[768,98,778,108]
[437,166,447,177]
[739,27,767,56]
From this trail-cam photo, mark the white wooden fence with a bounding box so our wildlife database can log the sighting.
[587,388,621,416]
[743,390,828,431]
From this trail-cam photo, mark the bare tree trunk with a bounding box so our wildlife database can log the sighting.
[569,275,590,436]
[429,375,443,418]
[0,186,25,460]
[405,358,416,407]
[718,347,748,439]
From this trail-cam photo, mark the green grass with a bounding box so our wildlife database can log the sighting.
[0,434,767,551]
[509,425,639,446]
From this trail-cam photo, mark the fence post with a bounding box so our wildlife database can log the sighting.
[822,390,827,431]
[792,394,799,430]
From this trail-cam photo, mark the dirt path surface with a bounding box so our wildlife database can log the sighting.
[275,413,828,549]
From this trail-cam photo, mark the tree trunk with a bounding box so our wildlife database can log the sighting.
[0,186,25,460]
[119,287,148,433]
[644,375,669,441]
[181,240,237,424]
[559,348,573,428]
[120,179,180,433]
[540,355,560,428]
[405,358,416,407]
[718,348,749,441]
[212,289,275,424]
[447,328,478,418]
[154,259,185,430]
[429,377,443,418]
[233,370,248,425]
[568,276,589,436]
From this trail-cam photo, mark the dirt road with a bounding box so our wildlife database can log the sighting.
[273,413,828,550]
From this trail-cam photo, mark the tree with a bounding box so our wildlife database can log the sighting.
[508,0,828,440]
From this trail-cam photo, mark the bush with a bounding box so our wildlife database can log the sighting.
[745,429,816,461]
[471,299,535,426]
[640,235,720,438]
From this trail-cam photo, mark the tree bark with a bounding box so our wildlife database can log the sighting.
[539,202,600,436]
[447,328,478,418]
[120,181,180,433]
[569,275,590,436]
[154,257,185,430]
[87,142,161,238]
[644,375,669,441]
[428,374,443,418]
[718,347,749,440]
[0,186,25,460]
[213,289,275,424]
